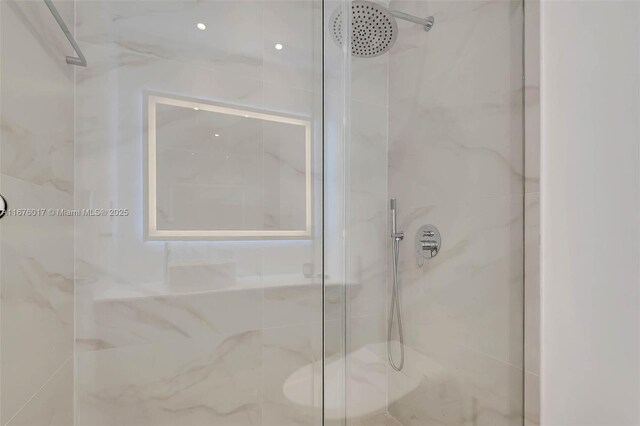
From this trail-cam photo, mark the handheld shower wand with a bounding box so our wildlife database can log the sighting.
[388,199,405,371]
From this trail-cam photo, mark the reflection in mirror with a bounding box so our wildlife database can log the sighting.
[146,93,311,240]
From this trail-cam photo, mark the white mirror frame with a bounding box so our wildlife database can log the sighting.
[144,92,312,240]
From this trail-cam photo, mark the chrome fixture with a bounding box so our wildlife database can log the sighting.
[330,1,435,58]
[415,224,441,267]
[43,0,87,66]
[388,198,405,371]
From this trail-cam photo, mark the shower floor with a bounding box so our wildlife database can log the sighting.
[354,412,403,426]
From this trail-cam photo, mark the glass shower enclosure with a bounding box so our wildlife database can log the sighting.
[0,0,524,425]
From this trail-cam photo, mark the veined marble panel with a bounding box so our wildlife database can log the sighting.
[524,370,540,426]
[6,357,74,426]
[262,243,321,327]
[388,0,524,206]
[76,284,262,351]
[386,1,524,422]
[0,0,74,194]
[347,100,389,319]
[76,1,264,80]
[524,0,540,194]
[77,331,262,426]
[263,0,319,91]
[524,193,539,375]
[353,412,403,426]
[0,174,74,424]
[390,195,523,369]
[388,339,523,426]
[262,324,323,426]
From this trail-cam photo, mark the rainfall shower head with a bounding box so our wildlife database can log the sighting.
[330,1,397,57]
[329,1,434,58]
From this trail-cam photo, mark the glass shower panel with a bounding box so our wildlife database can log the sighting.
[73,1,324,425]
[344,0,525,425]
[323,0,351,424]
[0,2,76,423]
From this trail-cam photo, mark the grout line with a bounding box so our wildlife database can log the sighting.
[3,357,72,426]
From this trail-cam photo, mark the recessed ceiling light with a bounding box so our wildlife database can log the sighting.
[193,107,199,111]
[197,23,206,31]
[275,43,283,50]
[214,133,220,137]
[244,114,249,118]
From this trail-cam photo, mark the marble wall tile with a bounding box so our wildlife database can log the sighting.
[75,240,265,352]
[347,316,388,421]
[524,193,539,376]
[263,280,322,328]
[263,82,317,119]
[524,371,540,426]
[351,55,389,107]
[0,0,74,194]
[0,174,74,423]
[77,331,262,426]
[76,286,263,351]
[6,357,74,426]
[389,0,523,109]
[348,100,388,319]
[263,0,318,91]
[262,324,323,426]
[262,243,322,328]
[524,0,540,194]
[389,339,523,426]
[386,0,525,423]
[388,98,522,207]
[388,195,523,368]
[353,412,403,426]
[76,1,264,80]
[388,0,524,207]
[263,121,308,230]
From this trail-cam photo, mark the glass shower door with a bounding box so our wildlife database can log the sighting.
[71,1,324,425]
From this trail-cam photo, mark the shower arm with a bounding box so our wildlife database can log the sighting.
[389,10,435,32]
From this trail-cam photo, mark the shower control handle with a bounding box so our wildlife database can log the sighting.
[415,225,442,267]
[420,240,438,251]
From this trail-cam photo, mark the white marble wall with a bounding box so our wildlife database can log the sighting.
[386,0,525,424]
[74,1,325,425]
[1,1,75,424]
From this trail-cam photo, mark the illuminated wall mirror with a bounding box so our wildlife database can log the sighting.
[145,93,312,240]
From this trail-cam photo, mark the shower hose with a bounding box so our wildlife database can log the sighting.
[387,235,404,371]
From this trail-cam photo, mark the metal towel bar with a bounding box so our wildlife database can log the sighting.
[43,0,86,67]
